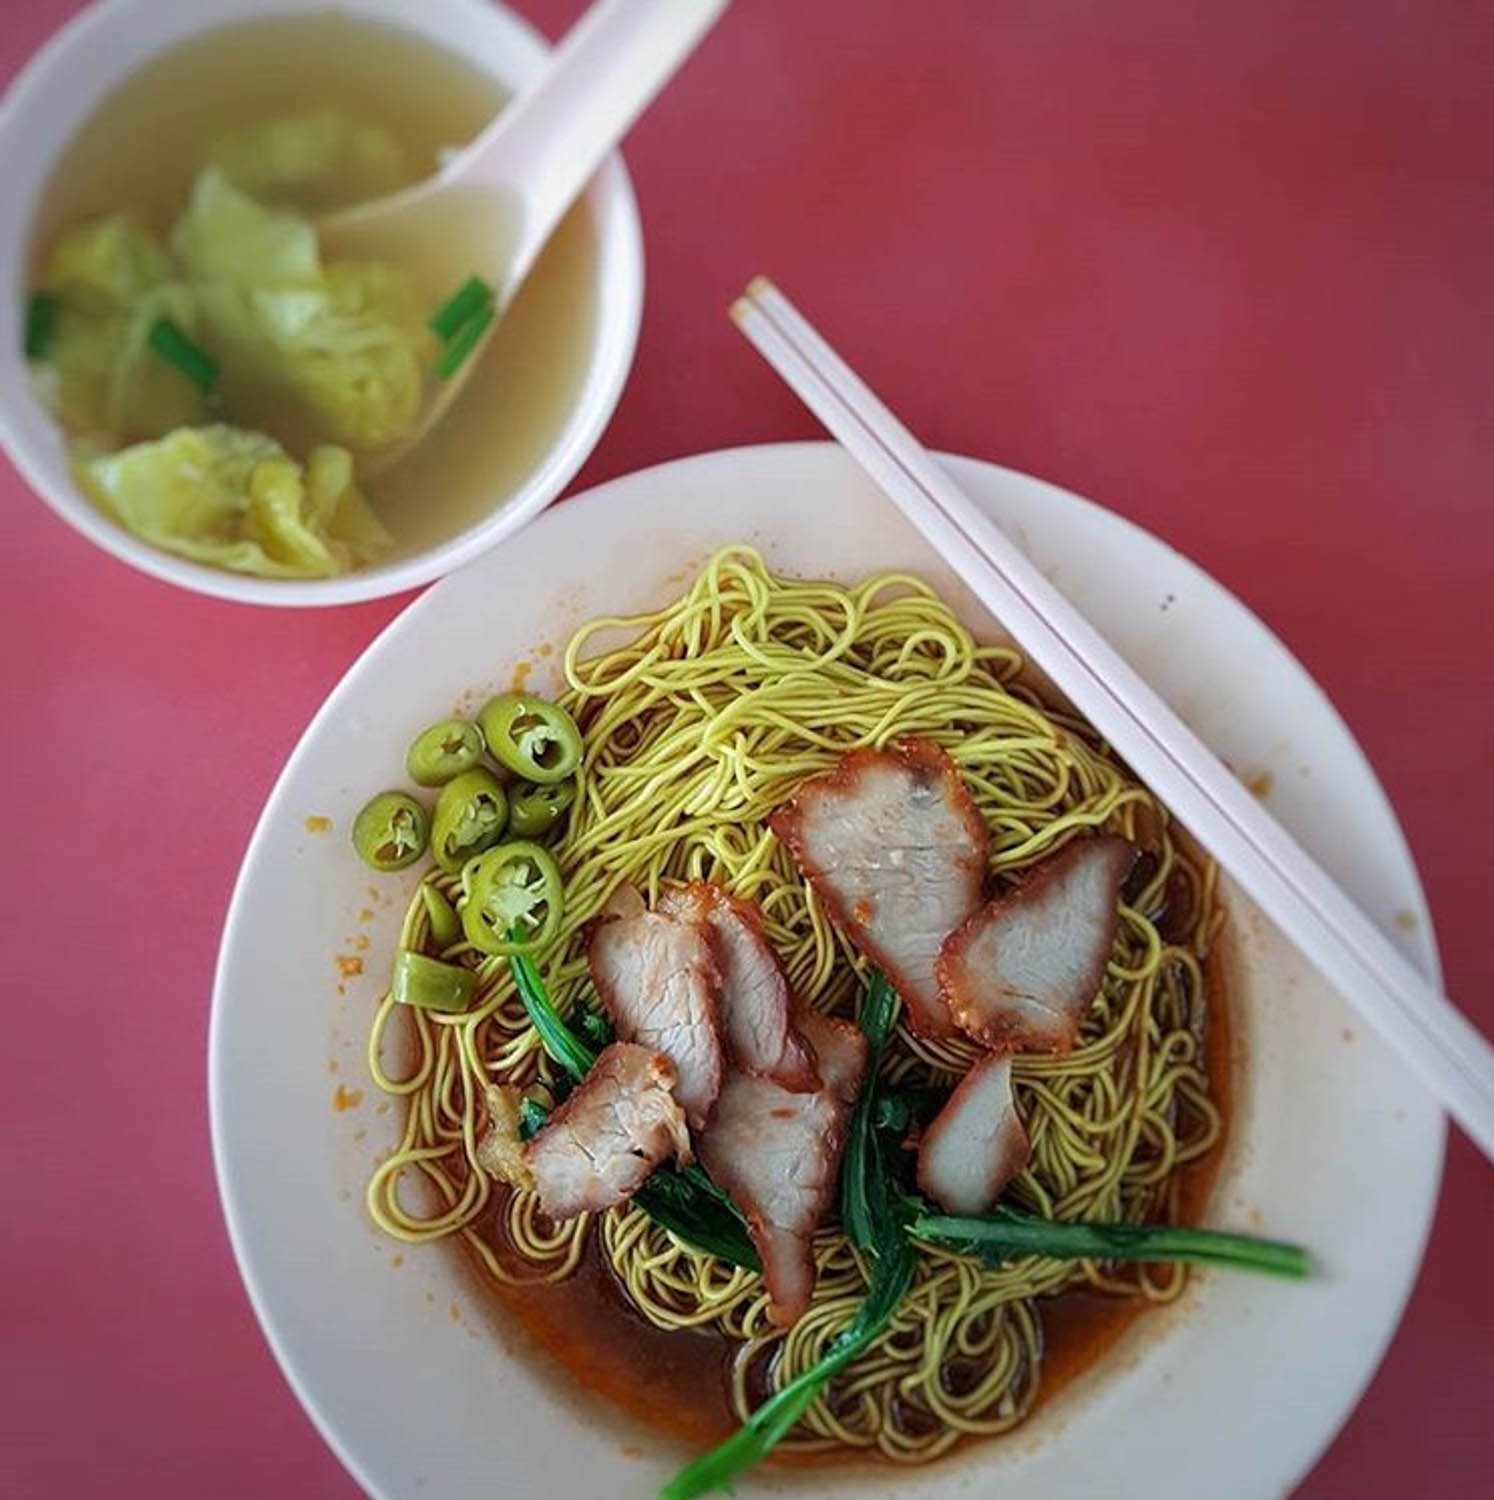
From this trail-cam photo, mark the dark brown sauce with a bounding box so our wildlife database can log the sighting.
[450,935,1235,1465]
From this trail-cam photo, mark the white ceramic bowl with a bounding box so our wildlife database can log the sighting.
[0,0,643,607]
[212,444,1444,1500]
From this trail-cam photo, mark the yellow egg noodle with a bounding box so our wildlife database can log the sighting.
[366,545,1223,1459]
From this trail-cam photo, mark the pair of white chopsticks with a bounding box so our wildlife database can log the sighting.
[731,275,1494,1166]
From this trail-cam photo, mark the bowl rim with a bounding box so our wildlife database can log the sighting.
[0,0,644,608]
[210,439,1447,1500]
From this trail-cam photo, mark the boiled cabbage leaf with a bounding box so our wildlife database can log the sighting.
[171,167,320,287]
[205,108,411,211]
[174,170,429,453]
[77,424,391,579]
[32,216,205,444]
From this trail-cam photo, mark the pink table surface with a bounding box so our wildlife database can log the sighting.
[3,1,1491,1495]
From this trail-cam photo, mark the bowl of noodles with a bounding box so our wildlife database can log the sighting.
[211,442,1444,1499]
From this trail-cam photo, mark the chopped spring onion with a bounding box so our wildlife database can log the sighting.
[147,316,219,392]
[24,294,57,360]
[434,301,495,380]
[428,274,494,341]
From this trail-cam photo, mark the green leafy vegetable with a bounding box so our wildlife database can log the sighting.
[25,294,57,360]
[573,1006,614,1053]
[516,1096,549,1142]
[634,1170,760,1270]
[870,1085,945,1135]
[509,951,596,1082]
[146,316,219,392]
[76,423,389,578]
[840,970,898,1251]
[911,1204,1312,1280]
[429,275,494,341]
[45,214,175,308]
[171,167,321,287]
[173,168,430,455]
[30,216,205,443]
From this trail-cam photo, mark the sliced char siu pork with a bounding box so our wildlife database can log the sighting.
[696,1011,868,1326]
[658,881,819,1092]
[520,1043,691,1220]
[936,836,1134,1053]
[915,1051,1030,1215]
[588,884,725,1129]
[770,738,988,1038]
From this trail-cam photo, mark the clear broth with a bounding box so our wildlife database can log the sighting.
[32,10,601,558]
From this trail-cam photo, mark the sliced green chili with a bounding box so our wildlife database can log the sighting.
[507,778,577,839]
[476,693,583,785]
[24,294,57,360]
[460,841,563,956]
[406,717,485,787]
[351,791,428,872]
[430,768,508,873]
[390,949,477,1013]
[146,316,218,392]
[419,884,462,948]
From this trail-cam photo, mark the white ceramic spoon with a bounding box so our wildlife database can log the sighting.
[321,0,729,472]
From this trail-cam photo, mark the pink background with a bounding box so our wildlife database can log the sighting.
[2,1,1490,1495]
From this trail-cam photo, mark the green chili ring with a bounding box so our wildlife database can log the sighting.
[430,768,508,873]
[406,717,485,787]
[476,693,583,785]
[352,791,429,872]
[390,949,477,1013]
[459,841,564,956]
[507,778,577,839]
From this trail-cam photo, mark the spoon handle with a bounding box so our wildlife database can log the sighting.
[463,0,730,292]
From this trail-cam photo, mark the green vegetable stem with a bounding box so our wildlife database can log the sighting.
[911,1206,1312,1281]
